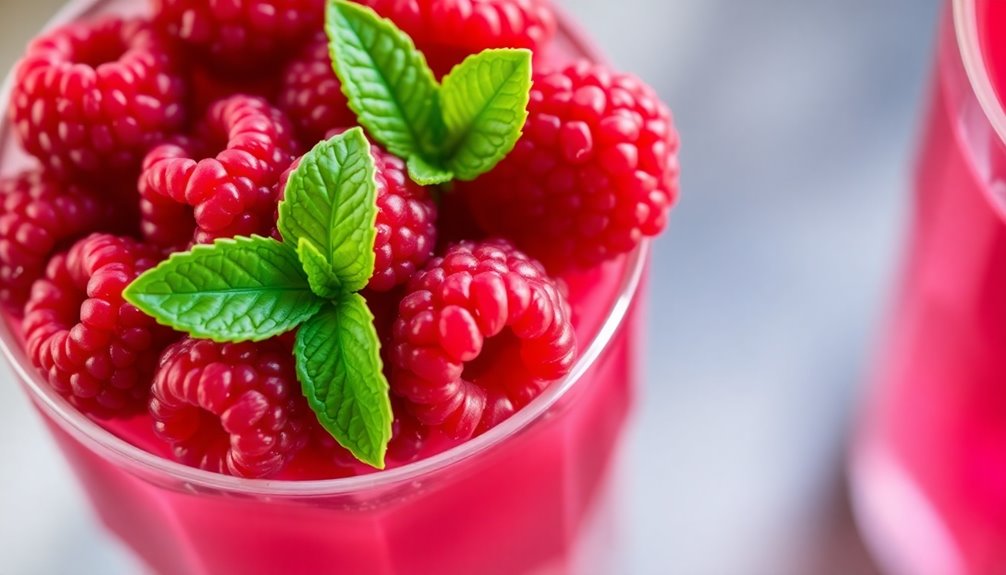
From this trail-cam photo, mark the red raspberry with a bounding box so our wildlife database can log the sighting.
[185,60,284,121]
[0,171,110,308]
[275,144,437,292]
[462,62,680,270]
[357,0,557,75]
[9,18,186,178]
[278,34,355,145]
[22,234,170,417]
[389,239,575,440]
[294,398,426,478]
[370,148,438,291]
[152,0,325,72]
[139,95,298,249]
[149,337,311,478]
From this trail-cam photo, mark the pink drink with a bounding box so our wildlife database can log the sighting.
[851,1,1006,573]
[0,2,650,574]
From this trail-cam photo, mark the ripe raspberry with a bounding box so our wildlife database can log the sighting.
[278,34,355,144]
[274,143,437,292]
[9,18,186,178]
[357,0,557,75]
[294,398,426,478]
[22,234,170,417]
[0,171,110,308]
[139,95,298,249]
[462,61,680,270]
[149,338,311,478]
[152,0,325,71]
[186,60,283,121]
[389,239,575,440]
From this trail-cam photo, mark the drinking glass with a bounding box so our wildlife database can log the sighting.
[0,2,652,573]
[851,1,1006,573]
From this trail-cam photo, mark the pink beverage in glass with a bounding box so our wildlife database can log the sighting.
[851,1,1006,573]
[0,1,653,574]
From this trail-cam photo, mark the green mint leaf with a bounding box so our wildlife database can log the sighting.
[295,294,393,469]
[124,236,323,342]
[327,0,443,161]
[440,49,532,181]
[407,155,454,186]
[277,128,378,294]
[298,239,343,299]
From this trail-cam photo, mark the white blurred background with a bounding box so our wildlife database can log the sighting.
[0,0,942,573]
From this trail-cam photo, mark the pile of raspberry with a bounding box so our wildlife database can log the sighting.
[0,0,678,479]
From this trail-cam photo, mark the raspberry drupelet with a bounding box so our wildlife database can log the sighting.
[9,18,186,178]
[22,234,171,417]
[0,171,110,308]
[152,0,325,72]
[149,337,312,479]
[357,0,557,76]
[463,61,680,271]
[389,239,575,440]
[275,143,437,292]
[278,34,356,145]
[370,147,439,292]
[139,95,299,249]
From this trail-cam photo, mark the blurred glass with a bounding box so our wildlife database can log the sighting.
[851,1,1006,573]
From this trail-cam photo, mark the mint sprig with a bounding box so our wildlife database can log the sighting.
[440,50,532,180]
[124,5,540,471]
[125,128,393,469]
[326,0,443,163]
[327,0,533,185]
[278,128,378,295]
[123,236,322,343]
[297,295,392,469]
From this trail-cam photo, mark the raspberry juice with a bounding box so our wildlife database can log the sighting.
[0,1,650,574]
[850,1,1006,573]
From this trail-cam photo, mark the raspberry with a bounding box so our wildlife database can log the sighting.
[9,18,186,178]
[295,398,426,477]
[278,34,355,144]
[0,171,110,308]
[357,0,557,75]
[389,239,575,440]
[462,62,680,270]
[370,148,438,291]
[139,95,298,249]
[149,337,311,478]
[152,0,325,72]
[275,143,437,292]
[186,60,283,121]
[22,234,170,417]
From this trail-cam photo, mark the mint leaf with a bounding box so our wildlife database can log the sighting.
[298,239,343,299]
[277,128,378,294]
[440,49,532,181]
[124,236,322,342]
[327,0,443,161]
[407,155,454,186]
[296,294,393,469]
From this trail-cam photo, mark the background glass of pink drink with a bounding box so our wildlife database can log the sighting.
[0,1,652,574]
[851,1,1006,573]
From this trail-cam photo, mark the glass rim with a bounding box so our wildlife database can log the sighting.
[0,0,650,497]
[955,0,1006,145]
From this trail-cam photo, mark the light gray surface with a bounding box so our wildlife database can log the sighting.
[0,0,940,573]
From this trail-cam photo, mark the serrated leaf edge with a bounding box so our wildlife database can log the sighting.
[295,297,393,469]
[440,48,532,181]
[124,236,324,343]
[277,127,378,293]
[326,0,442,161]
